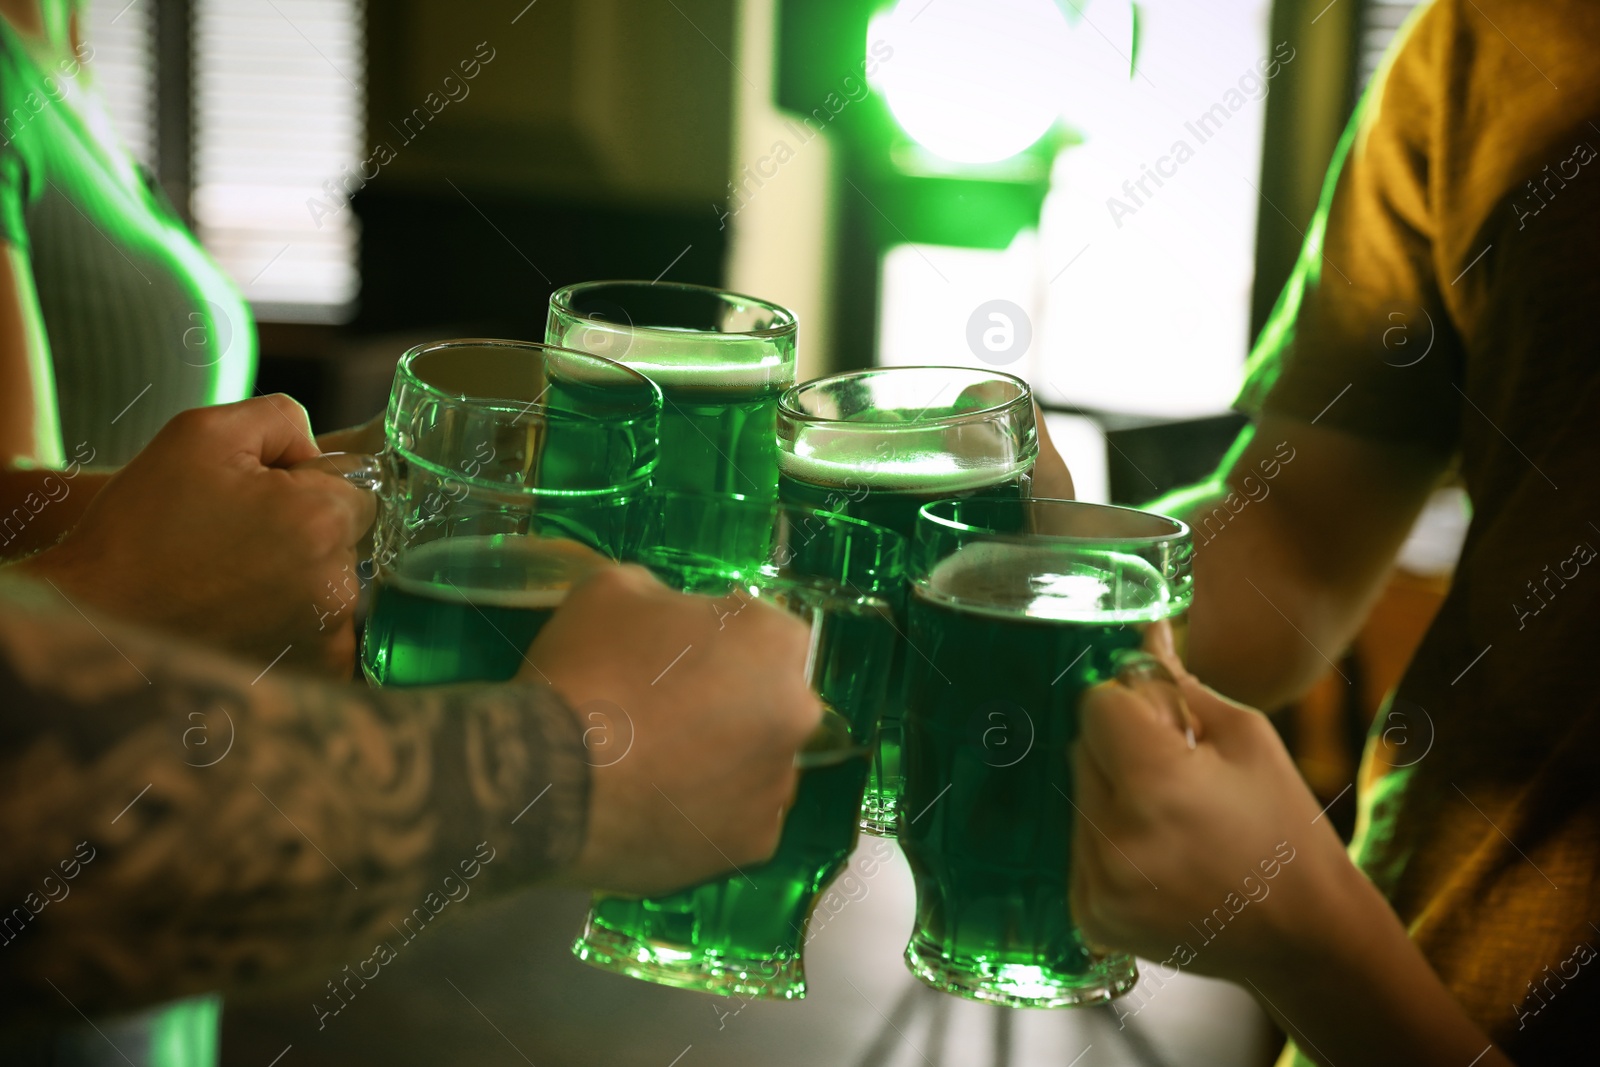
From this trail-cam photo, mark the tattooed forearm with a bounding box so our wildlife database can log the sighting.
[0,577,588,1022]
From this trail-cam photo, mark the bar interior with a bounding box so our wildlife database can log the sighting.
[0,1,1592,1065]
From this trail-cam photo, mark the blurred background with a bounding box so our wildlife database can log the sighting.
[80,1,1454,1062]
[84,0,1412,487]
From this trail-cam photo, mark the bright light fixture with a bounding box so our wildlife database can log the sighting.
[869,0,1071,164]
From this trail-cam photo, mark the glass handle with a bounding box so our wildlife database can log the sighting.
[290,451,385,493]
[792,706,872,770]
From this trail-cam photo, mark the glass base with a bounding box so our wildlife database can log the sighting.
[858,792,899,837]
[572,923,807,1000]
[903,934,1138,1008]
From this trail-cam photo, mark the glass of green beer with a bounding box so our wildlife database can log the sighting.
[900,497,1192,1008]
[571,491,904,999]
[356,338,661,687]
[777,367,1038,836]
[545,281,797,500]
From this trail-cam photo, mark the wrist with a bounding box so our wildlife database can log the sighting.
[1250,845,1398,988]
[1249,854,1411,1012]
[1314,855,1400,961]
[1244,857,1510,1067]
[551,690,626,891]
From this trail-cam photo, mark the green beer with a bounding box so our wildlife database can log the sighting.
[387,339,660,537]
[779,464,1028,834]
[356,339,658,688]
[900,500,1192,1008]
[653,374,787,499]
[574,589,895,998]
[547,281,798,503]
[777,368,1039,836]
[363,534,609,687]
[572,494,903,998]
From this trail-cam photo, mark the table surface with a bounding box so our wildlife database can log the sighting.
[223,837,1279,1067]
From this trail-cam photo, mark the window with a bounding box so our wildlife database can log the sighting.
[875,0,1273,420]
[83,0,155,169]
[1035,0,1273,417]
[84,0,364,320]
[1358,0,1424,91]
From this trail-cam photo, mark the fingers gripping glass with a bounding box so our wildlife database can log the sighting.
[295,338,663,688]
[899,497,1192,1009]
[776,366,1039,837]
[571,491,905,1000]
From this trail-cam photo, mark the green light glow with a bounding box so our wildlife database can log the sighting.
[868,0,1070,165]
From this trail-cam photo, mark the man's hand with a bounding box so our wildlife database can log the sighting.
[1070,619,1362,982]
[16,396,375,678]
[528,565,822,897]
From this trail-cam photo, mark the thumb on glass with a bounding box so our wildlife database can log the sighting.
[1109,618,1199,750]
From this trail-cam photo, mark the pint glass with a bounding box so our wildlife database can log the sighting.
[777,367,1037,834]
[546,281,797,501]
[571,492,903,999]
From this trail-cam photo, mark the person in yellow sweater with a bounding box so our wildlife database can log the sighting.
[1066,1,1599,1063]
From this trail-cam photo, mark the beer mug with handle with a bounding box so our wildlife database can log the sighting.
[900,497,1193,1008]
[306,337,661,688]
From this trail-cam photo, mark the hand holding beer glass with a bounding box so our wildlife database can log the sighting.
[317,322,1190,1014]
[336,337,829,900]
[17,395,376,677]
[351,339,661,686]
[571,491,904,999]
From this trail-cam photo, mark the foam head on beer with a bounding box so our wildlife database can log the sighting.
[779,438,1032,495]
[921,540,1177,625]
[547,285,797,500]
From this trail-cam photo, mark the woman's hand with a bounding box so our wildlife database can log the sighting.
[1071,621,1514,1067]
[1071,619,1359,981]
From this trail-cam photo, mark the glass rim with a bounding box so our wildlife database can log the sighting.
[397,337,662,418]
[548,280,799,341]
[778,366,1034,432]
[918,496,1191,547]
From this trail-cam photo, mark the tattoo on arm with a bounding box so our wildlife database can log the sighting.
[0,577,588,1021]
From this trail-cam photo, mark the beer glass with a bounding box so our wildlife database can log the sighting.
[546,281,797,501]
[571,492,904,1000]
[352,338,661,687]
[900,497,1192,1008]
[777,367,1038,835]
